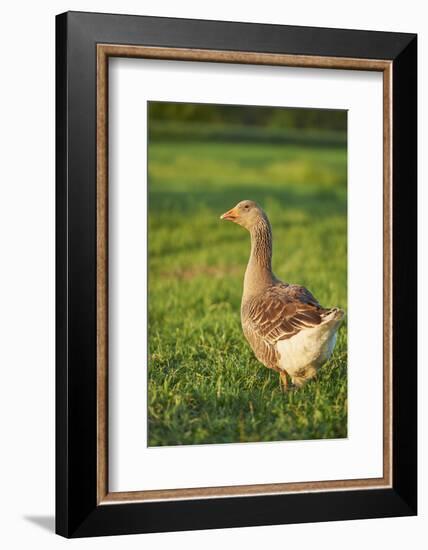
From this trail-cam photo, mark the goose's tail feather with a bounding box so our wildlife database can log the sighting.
[290,308,345,387]
[321,307,345,325]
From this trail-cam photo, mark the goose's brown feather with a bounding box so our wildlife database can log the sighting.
[241,283,332,371]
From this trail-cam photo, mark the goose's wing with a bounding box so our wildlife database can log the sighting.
[242,284,327,369]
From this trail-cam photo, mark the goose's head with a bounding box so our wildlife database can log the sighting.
[220,200,266,231]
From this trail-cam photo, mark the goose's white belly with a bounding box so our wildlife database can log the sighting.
[276,322,339,376]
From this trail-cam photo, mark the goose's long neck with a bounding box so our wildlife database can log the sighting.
[243,216,274,300]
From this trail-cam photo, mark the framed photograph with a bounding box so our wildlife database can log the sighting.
[56,11,417,538]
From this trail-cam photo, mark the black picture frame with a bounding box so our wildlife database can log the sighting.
[56,11,417,538]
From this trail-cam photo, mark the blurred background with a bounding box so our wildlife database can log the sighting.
[147,102,347,447]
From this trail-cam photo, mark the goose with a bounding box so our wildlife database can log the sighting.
[220,200,344,390]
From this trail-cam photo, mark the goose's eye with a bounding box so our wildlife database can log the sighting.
[244,205,249,210]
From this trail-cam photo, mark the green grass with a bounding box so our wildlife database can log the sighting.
[148,140,347,446]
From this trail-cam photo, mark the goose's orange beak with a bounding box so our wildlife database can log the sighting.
[220,207,239,222]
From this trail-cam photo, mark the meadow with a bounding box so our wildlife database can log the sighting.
[147,136,347,446]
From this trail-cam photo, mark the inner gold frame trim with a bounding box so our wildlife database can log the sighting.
[96,44,393,505]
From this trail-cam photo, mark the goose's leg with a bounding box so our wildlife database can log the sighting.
[279,371,288,392]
